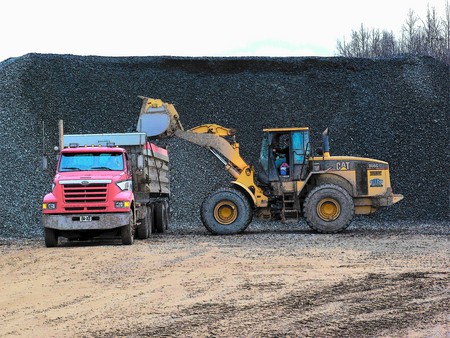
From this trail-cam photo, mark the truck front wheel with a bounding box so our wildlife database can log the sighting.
[121,211,134,245]
[304,184,354,233]
[201,188,253,235]
[44,228,58,247]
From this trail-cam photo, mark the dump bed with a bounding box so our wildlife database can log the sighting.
[63,132,170,203]
[126,142,170,203]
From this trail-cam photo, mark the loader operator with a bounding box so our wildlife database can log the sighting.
[272,134,290,175]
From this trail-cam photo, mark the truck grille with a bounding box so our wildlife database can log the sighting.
[63,183,108,204]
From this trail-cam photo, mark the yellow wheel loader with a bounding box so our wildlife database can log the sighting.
[138,97,403,235]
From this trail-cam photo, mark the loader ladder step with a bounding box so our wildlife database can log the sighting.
[281,193,298,223]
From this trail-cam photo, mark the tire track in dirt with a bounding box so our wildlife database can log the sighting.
[106,271,449,337]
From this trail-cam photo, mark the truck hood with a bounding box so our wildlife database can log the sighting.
[54,171,127,184]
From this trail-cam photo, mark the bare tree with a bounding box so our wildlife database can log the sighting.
[443,0,450,63]
[381,31,398,56]
[336,2,450,65]
[423,5,442,55]
[402,9,421,53]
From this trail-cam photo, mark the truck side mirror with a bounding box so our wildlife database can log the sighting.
[137,154,144,170]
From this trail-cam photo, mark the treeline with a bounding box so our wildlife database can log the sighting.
[336,1,450,65]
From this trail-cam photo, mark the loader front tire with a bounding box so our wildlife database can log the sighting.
[201,188,253,235]
[304,184,354,233]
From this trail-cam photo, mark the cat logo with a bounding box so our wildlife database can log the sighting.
[336,161,351,170]
[370,178,384,187]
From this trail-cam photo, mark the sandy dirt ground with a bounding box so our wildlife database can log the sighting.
[0,221,448,337]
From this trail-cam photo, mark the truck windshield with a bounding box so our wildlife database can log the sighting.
[59,153,124,172]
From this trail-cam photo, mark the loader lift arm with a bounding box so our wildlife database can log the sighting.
[137,97,268,208]
[174,126,268,208]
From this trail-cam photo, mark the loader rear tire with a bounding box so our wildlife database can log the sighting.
[304,184,354,233]
[201,188,252,235]
[44,228,58,248]
[121,211,134,245]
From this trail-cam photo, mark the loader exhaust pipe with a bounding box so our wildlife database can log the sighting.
[322,128,330,157]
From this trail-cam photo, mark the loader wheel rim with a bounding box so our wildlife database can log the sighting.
[317,198,341,221]
[214,200,238,225]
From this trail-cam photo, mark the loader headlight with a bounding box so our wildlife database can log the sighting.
[43,202,57,210]
[115,180,132,191]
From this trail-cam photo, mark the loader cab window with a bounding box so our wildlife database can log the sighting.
[272,133,290,175]
[259,131,292,182]
[259,129,311,182]
[259,135,270,174]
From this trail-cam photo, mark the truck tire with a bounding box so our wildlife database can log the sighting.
[163,200,170,229]
[304,184,354,233]
[44,228,58,248]
[137,207,153,239]
[154,202,167,233]
[137,215,149,240]
[201,188,253,235]
[146,205,154,234]
[121,211,134,245]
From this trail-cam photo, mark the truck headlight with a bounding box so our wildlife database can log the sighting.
[115,201,131,208]
[43,202,57,210]
[115,180,132,191]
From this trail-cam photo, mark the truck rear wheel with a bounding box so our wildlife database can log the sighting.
[154,202,167,233]
[201,188,252,235]
[304,184,354,233]
[146,205,154,234]
[121,211,134,245]
[44,228,58,247]
[137,207,151,239]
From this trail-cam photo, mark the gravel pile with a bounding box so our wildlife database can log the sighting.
[0,53,448,238]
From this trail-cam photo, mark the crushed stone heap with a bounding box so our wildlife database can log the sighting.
[0,54,448,237]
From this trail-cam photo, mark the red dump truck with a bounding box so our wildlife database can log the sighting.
[42,132,170,247]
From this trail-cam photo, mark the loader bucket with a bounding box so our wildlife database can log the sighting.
[137,97,183,138]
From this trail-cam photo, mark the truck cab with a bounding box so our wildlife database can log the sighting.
[42,132,170,247]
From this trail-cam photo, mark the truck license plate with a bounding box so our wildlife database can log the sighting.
[80,215,92,222]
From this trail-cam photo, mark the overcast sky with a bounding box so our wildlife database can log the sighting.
[0,0,447,62]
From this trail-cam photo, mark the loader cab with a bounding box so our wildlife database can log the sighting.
[259,128,310,183]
